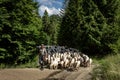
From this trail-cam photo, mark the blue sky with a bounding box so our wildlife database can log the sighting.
[36,0,64,16]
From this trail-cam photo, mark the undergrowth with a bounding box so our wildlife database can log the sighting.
[92,54,120,80]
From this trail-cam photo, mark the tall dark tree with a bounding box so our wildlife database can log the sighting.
[42,10,50,34]
[49,15,61,44]
[0,0,42,64]
[42,10,61,45]
[93,0,120,54]
[41,10,51,44]
[58,0,120,56]
[58,0,83,47]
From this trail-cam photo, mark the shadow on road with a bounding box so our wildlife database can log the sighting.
[39,70,63,80]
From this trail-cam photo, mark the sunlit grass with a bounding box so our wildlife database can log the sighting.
[92,54,120,80]
[0,56,39,69]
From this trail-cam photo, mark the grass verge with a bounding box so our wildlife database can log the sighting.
[92,54,120,80]
[0,56,39,69]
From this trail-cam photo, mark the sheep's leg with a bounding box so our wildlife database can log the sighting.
[55,65,58,69]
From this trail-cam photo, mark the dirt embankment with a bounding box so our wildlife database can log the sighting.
[0,65,95,80]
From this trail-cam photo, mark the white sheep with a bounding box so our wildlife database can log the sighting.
[49,57,59,69]
[64,58,70,68]
[69,58,75,68]
[86,58,92,67]
[74,60,81,70]
[47,54,51,64]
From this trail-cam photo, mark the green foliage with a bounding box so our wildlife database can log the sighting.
[0,0,61,66]
[0,0,42,64]
[42,10,50,35]
[92,54,120,80]
[58,0,83,47]
[1,0,120,67]
[49,15,61,44]
[58,0,120,56]
[42,10,61,45]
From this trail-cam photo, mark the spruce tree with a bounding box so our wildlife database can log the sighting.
[0,0,42,64]
[93,0,120,54]
[49,15,61,44]
[59,0,120,56]
[42,10,50,34]
[42,10,61,45]
[58,0,84,47]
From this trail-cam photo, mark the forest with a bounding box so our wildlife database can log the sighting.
[0,0,120,66]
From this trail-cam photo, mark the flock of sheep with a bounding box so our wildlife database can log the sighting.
[38,45,92,70]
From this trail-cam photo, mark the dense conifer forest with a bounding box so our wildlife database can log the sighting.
[0,0,120,65]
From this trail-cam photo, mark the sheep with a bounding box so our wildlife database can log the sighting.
[83,55,92,67]
[69,58,75,68]
[86,58,92,67]
[49,57,59,69]
[80,56,84,66]
[74,60,81,70]
[59,60,64,69]
[37,45,93,70]
[64,58,70,68]
[47,54,51,64]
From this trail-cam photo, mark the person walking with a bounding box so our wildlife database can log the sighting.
[38,44,47,70]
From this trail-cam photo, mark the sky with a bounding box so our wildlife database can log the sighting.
[36,0,64,16]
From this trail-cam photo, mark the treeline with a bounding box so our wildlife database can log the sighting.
[0,0,61,64]
[58,0,120,56]
[0,0,120,65]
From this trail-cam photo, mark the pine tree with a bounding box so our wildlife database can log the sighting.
[42,10,61,45]
[0,0,42,64]
[92,0,120,54]
[58,0,120,56]
[58,0,84,47]
[49,15,61,44]
[41,10,51,44]
[42,10,50,34]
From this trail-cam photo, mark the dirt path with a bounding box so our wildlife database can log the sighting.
[46,65,94,80]
[0,65,95,80]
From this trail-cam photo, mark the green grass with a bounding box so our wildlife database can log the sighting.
[0,56,39,69]
[16,56,39,68]
[92,54,120,80]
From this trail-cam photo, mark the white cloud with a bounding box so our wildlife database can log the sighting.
[37,0,62,6]
[39,5,60,16]
[36,0,63,16]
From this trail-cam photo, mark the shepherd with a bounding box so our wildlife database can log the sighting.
[38,44,47,70]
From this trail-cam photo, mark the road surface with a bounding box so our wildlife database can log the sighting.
[0,65,94,80]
